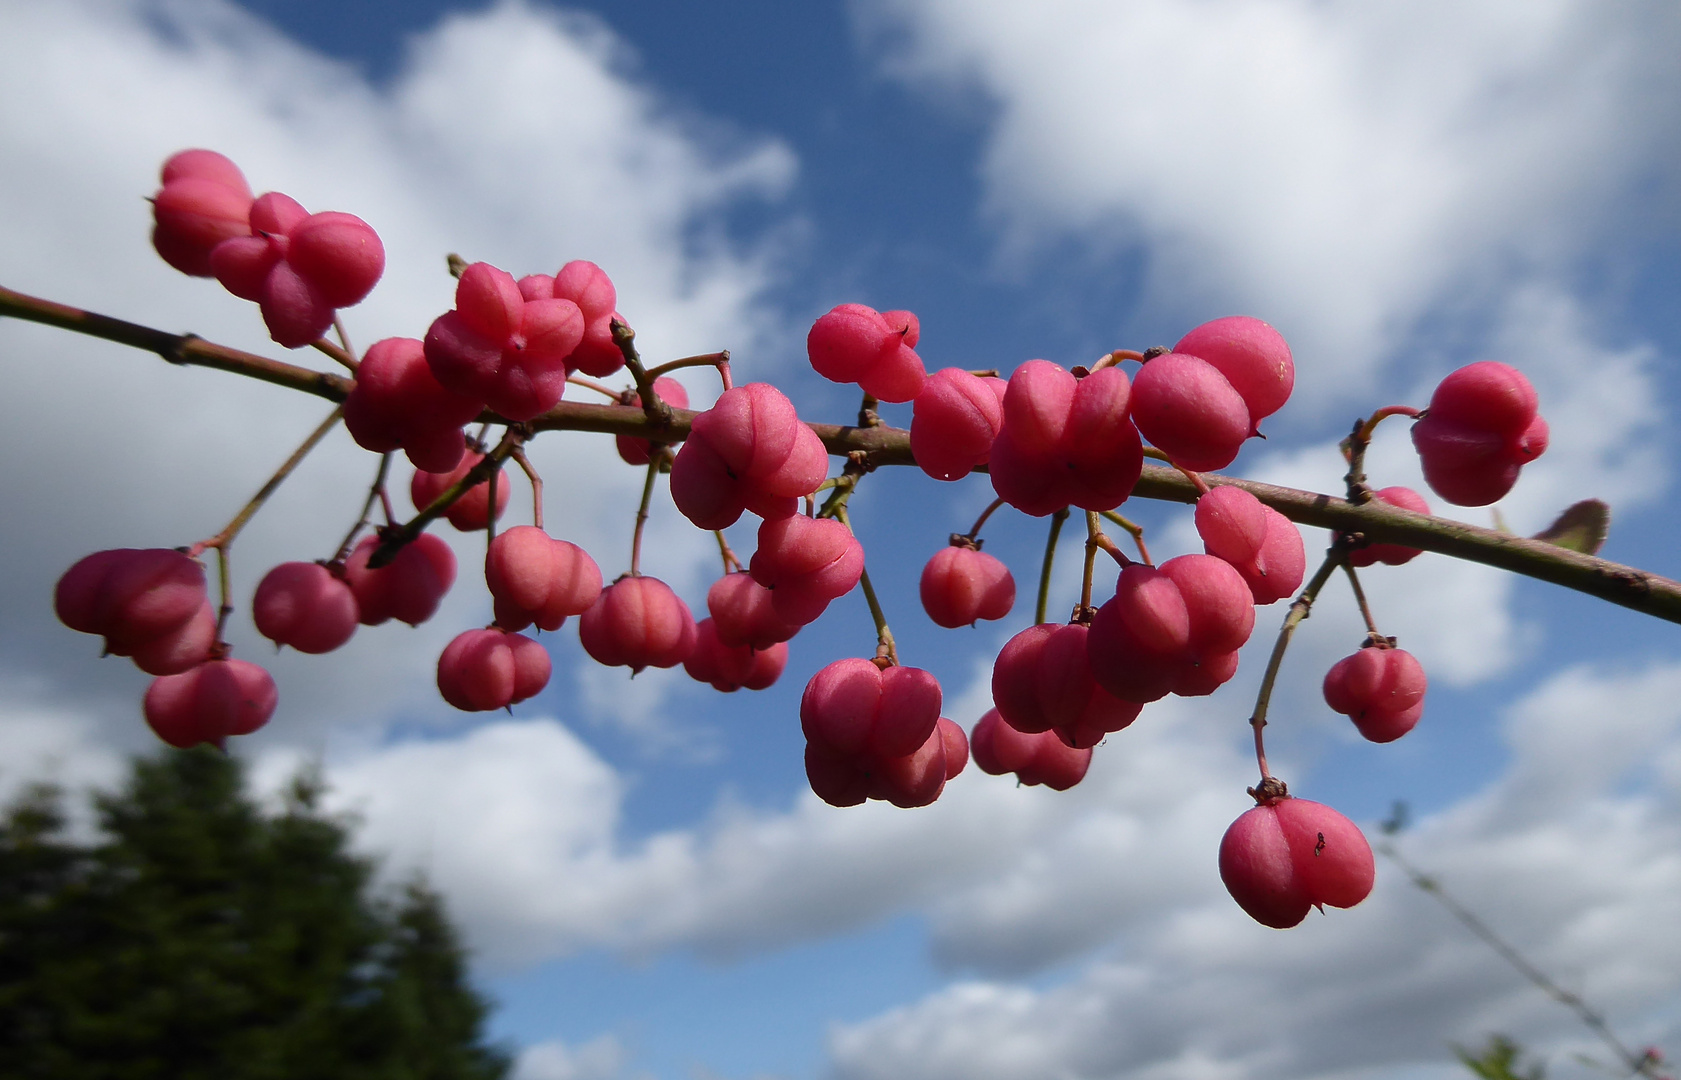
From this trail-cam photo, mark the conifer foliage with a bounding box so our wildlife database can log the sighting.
[0,749,510,1079]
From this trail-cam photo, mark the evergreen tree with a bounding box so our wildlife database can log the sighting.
[0,748,510,1080]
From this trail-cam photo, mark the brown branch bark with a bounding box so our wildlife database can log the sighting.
[7,283,1680,624]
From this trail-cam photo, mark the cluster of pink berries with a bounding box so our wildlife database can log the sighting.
[54,148,1565,931]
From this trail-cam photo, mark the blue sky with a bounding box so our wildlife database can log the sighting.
[3,2,1681,1079]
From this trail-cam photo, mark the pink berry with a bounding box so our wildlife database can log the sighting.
[1195,486,1305,605]
[143,658,278,749]
[1219,797,1375,928]
[343,533,456,627]
[1129,351,1252,471]
[615,377,691,465]
[969,708,1092,790]
[669,383,830,530]
[919,545,1016,627]
[252,561,359,654]
[910,368,1006,481]
[1345,487,1431,567]
[748,514,865,627]
[423,262,584,421]
[128,601,218,676]
[1411,362,1547,506]
[551,260,625,377]
[991,622,1143,749]
[801,659,942,760]
[989,362,1142,515]
[806,303,927,402]
[208,192,384,348]
[436,627,551,711]
[1173,316,1295,432]
[55,548,209,659]
[706,571,800,649]
[682,618,788,692]
[484,526,603,632]
[1086,554,1255,703]
[578,575,697,674]
[1323,646,1427,743]
[410,451,511,532]
[151,150,254,277]
[343,337,483,473]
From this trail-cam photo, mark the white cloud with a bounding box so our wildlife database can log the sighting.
[854,0,1681,408]
[515,1034,644,1080]
[0,0,792,750]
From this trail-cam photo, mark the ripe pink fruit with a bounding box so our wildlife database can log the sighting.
[151,149,253,277]
[706,571,800,649]
[1173,316,1295,432]
[1219,796,1375,928]
[1195,486,1306,605]
[991,622,1143,749]
[1346,486,1430,567]
[748,514,865,626]
[616,377,691,465]
[552,260,626,377]
[1129,351,1252,472]
[484,526,603,632]
[1323,645,1427,742]
[252,561,359,654]
[342,533,457,627]
[410,450,511,532]
[129,601,218,677]
[1411,362,1548,506]
[910,368,1006,481]
[988,361,1143,515]
[920,545,1015,628]
[683,618,788,692]
[806,303,927,402]
[669,383,830,530]
[209,192,384,348]
[343,337,483,473]
[578,575,697,673]
[143,658,277,749]
[55,548,210,664]
[423,262,584,421]
[801,658,942,760]
[1086,554,1256,703]
[969,708,1092,790]
[436,627,551,711]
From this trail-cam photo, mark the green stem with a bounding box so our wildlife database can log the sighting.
[630,456,660,576]
[1249,549,1342,786]
[1341,561,1384,639]
[1099,509,1151,565]
[835,505,895,665]
[1034,507,1071,626]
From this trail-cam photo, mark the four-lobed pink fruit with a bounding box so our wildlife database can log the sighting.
[806,303,927,403]
[55,548,214,675]
[969,708,1092,790]
[578,575,697,673]
[343,533,457,627]
[1195,485,1306,605]
[910,368,1006,481]
[748,514,865,627]
[707,571,800,649]
[988,361,1142,515]
[991,622,1143,749]
[252,561,359,654]
[343,337,483,473]
[1086,554,1256,703]
[1219,796,1374,928]
[669,383,830,530]
[1323,645,1427,743]
[150,149,254,277]
[1130,316,1294,472]
[484,526,603,632]
[436,627,551,711]
[683,618,788,692]
[424,261,582,421]
[143,658,278,749]
[920,544,1015,628]
[1411,361,1548,506]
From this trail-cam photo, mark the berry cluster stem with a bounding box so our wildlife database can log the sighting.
[332,452,392,562]
[1099,509,1151,565]
[1341,404,1422,501]
[1081,512,1104,613]
[965,496,1006,542]
[646,350,732,392]
[629,455,661,577]
[714,530,743,574]
[1341,561,1385,640]
[1034,507,1072,626]
[192,404,344,556]
[371,427,523,568]
[1249,548,1343,782]
[511,447,543,530]
[14,287,1681,624]
[835,505,896,666]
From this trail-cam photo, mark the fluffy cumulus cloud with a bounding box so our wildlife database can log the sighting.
[853,0,1681,408]
[0,0,794,758]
